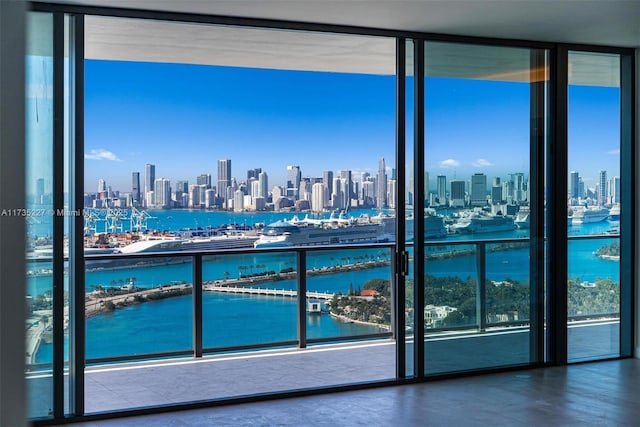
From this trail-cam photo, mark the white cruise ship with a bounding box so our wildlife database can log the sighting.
[608,204,620,220]
[116,234,259,254]
[253,213,390,248]
[571,207,610,224]
[450,212,515,234]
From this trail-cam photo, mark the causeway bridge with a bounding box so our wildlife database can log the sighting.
[203,285,334,300]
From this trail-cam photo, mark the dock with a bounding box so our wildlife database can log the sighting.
[203,284,334,300]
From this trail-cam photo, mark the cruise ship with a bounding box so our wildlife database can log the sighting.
[608,204,620,221]
[253,213,390,248]
[450,212,515,234]
[116,234,259,254]
[514,207,530,229]
[571,207,610,224]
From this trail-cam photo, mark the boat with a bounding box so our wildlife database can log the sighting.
[450,212,515,234]
[514,207,530,229]
[116,233,259,254]
[253,212,390,248]
[571,207,610,224]
[404,209,447,240]
[608,204,620,220]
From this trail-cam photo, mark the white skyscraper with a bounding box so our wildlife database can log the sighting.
[233,189,244,212]
[258,171,269,198]
[153,178,171,208]
[311,182,326,213]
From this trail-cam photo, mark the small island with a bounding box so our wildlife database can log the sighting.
[596,241,620,261]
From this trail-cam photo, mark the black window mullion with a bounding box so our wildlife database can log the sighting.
[619,52,635,358]
[529,49,546,365]
[547,45,568,365]
[70,12,86,417]
[52,10,66,419]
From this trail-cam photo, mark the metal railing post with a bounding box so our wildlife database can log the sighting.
[297,250,307,349]
[476,243,487,331]
[193,254,203,358]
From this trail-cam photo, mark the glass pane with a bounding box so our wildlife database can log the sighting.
[423,41,544,374]
[85,256,193,361]
[82,15,396,409]
[26,11,54,420]
[307,247,393,341]
[202,252,297,349]
[567,51,621,361]
[404,39,415,377]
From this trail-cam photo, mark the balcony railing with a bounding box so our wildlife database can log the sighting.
[25,232,620,368]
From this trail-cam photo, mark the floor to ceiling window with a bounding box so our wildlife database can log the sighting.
[79,16,397,412]
[419,42,548,375]
[24,5,634,424]
[566,51,623,361]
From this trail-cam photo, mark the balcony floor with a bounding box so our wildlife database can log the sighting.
[71,357,640,426]
[27,321,620,419]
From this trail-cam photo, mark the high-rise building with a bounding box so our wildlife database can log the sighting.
[217,159,231,208]
[311,182,325,213]
[323,171,333,196]
[437,175,447,205]
[251,180,260,199]
[153,178,171,208]
[450,179,465,207]
[131,172,140,205]
[98,178,106,193]
[258,171,269,199]
[388,179,397,209]
[247,168,262,181]
[188,185,200,208]
[470,173,487,206]
[144,163,155,207]
[511,172,527,202]
[196,174,211,188]
[233,189,244,212]
[362,180,376,206]
[598,170,607,205]
[570,171,580,200]
[340,170,353,207]
[609,176,621,204]
[377,157,387,209]
[424,171,429,201]
[300,178,312,201]
[286,165,301,200]
[331,177,343,209]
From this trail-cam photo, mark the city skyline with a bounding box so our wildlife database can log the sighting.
[83,59,621,195]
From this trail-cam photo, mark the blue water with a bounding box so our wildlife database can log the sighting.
[31,210,621,363]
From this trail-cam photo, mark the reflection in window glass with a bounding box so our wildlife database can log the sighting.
[423,41,545,375]
[26,11,54,420]
[567,51,621,361]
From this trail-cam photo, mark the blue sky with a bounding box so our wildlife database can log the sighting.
[84,59,621,194]
[85,60,395,192]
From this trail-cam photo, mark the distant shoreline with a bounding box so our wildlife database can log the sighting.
[85,259,391,318]
[329,312,390,331]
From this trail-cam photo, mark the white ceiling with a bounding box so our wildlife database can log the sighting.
[58,0,640,48]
